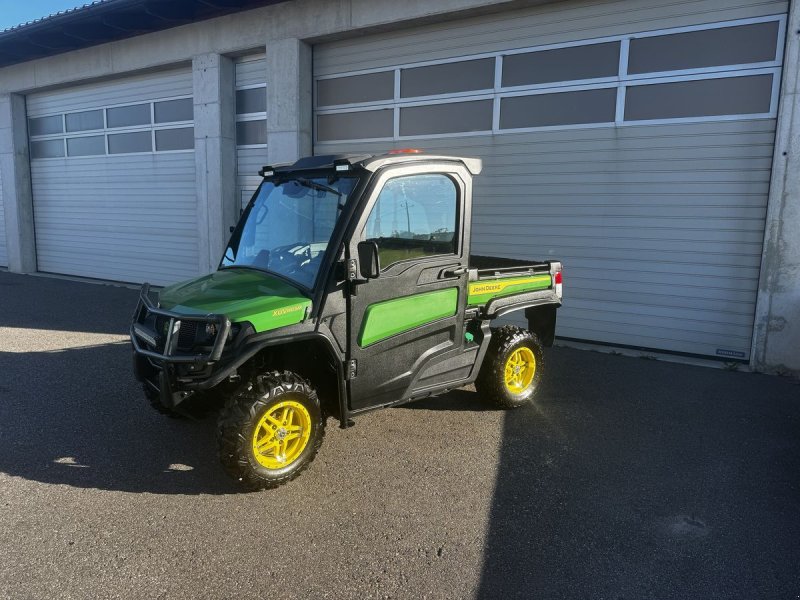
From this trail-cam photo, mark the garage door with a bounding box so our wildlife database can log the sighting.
[0,168,7,267]
[313,0,787,361]
[235,55,267,209]
[26,68,198,285]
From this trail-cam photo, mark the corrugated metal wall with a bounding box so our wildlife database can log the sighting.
[26,68,198,285]
[235,55,267,208]
[313,0,787,360]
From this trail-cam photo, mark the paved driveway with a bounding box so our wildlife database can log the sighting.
[0,271,798,599]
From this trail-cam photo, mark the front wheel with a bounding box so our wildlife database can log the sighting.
[475,326,544,409]
[217,371,324,490]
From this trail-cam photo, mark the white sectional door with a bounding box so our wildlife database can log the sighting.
[313,0,788,361]
[235,55,267,209]
[26,68,198,285]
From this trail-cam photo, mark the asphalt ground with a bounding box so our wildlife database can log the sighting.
[0,270,798,599]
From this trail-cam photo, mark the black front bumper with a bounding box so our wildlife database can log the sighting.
[130,283,231,408]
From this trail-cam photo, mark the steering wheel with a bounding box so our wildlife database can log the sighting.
[270,242,312,272]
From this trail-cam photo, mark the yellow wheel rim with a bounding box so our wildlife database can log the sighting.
[252,400,312,470]
[504,347,536,394]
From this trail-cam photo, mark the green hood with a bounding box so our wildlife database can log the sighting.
[159,268,311,333]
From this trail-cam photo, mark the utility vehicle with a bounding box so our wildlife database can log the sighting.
[130,151,563,489]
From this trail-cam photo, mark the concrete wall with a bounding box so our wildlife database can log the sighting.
[752,0,800,375]
[0,0,538,95]
[0,94,35,273]
[193,53,237,272]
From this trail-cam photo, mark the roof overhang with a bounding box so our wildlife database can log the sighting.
[0,0,290,69]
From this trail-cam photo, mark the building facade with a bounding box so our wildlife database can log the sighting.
[0,0,798,374]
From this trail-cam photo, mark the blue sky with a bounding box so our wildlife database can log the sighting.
[0,1,90,31]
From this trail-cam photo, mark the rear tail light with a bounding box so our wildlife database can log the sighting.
[554,268,563,300]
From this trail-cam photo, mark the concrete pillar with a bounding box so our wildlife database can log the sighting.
[265,38,312,165]
[751,6,800,375]
[0,94,36,273]
[193,53,237,274]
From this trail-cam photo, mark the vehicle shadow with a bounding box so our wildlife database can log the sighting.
[398,387,500,412]
[475,348,800,599]
[0,272,139,334]
[0,341,241,495]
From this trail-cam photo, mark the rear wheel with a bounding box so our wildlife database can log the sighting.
[476,326,544,408]
[217,371,324,490]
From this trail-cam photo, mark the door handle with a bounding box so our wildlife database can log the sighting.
[441,266,468,278]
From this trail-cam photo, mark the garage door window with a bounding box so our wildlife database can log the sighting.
[317,109,393,142]
[628,21,780,75]
[399,100,493,136]
[314,14,784,142]
[500,88,616,129]
[502,42,620,87]
[67,135,105,157]
[28,115,62,136]
[400,58,494,98]
[236,87,266,114]
[30,139,64,159]
[65,109,104,132]
[28,95,194,160]
[154,98,193,124]
[155,127,194,151]
[236,120,267,146]
[364,174,458,269]
[625,74,774,121]
[235,82,267,149]
[108,131,152,154]
[317,71,394,107]
[107,103,150,128]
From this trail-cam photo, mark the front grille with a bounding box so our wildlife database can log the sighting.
[177,321,198,350]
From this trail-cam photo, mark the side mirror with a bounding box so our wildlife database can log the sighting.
[357,241,380,279]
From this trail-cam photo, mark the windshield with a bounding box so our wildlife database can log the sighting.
[221,175,359,289]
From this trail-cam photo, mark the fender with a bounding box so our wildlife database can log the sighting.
[183,322,350,427]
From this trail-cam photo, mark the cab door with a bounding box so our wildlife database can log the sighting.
[346,163,471,411]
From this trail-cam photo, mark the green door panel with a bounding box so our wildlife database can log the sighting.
[358,287,459,347]
[467,274,552,306]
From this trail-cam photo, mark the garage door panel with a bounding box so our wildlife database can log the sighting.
[473,203,767,220]
[314,1,785,360]
[477,234,764,254]
[472,193,768,208]
[565,297,757,329]
[473,224,767,244]
[559,308,755,342]
[556,317,753,357]
[27,69,198,285]
[315,1,786,76]
[543,245,763,268]
[569,286,757,315]
[235,56,267,209]
[26,70,193,116]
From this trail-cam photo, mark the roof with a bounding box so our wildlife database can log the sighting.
[268,152,483,176]
[0,0,289,69]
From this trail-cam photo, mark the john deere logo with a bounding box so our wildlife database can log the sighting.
[272,304,305,317]
[471,283,503,294]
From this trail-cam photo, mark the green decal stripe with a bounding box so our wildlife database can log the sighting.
[467,274,552,306]
[359,288,459,347]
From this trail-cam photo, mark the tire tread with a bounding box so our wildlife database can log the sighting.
[216,370,325,490]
